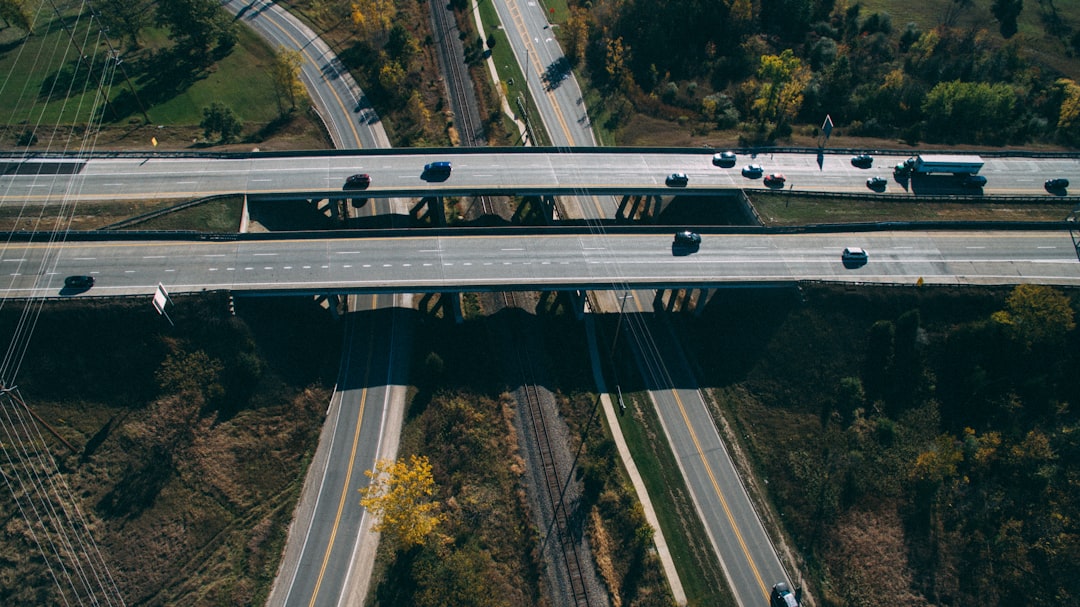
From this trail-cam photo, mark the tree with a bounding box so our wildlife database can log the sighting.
[359,455,443,549]
[0,0,32,34]
[991,0,1023,38]
[991,284,1076,347]
[922,80,1017,143]
[604,36,633,92]
[200,102,243,142]
[1055,78,1080,142]
[96,0,149,48]
[752,49,811,126]
[351,0,396,37]
[270,47,307,115]
[155,0,235,62]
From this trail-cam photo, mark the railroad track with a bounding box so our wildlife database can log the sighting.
[430,0,500,217]
[500,291,594,607]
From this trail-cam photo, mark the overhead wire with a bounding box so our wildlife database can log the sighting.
[0,0,128,604]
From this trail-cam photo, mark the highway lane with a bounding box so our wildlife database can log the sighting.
[624,299,788,606]
[3,151,1078,204]
[0,230,1076,299]
[222,0,387,149]
[213,4,405,605]
[270,299,408,607]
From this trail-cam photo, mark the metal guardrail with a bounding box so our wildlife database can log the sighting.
[1,146,1079,161]
[3,220,1072,245]
[746,188,1080,204]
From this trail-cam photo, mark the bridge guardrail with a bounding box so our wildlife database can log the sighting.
[745,188,1080,205]
[3,146,1080,161]
[3,219,1071,244]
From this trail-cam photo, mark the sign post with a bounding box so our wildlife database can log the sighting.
[152,283,174,326]
[821,114,834,143]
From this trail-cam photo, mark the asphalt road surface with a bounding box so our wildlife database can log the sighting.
[1,230,1076,300]
[3,151,1077,206]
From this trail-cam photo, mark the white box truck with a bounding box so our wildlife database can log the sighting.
[894,154,984,176]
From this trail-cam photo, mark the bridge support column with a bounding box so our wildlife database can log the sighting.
[693,288,711,317]
[418,292,462,323]
[615,194,632,222]
[410,196,447,226]
[315,294,340,319]
[312,198,338,221]
[647,195,663,223]
[542,195,558,223]
[570,290,587,320]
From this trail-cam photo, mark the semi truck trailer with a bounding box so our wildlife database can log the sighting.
[894,154,984,176]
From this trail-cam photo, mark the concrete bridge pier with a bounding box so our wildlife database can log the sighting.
[652,288,712,315]
[542,194,558,223]
[410,196,447,226]
[315,293,341,319]
[418,292,463,323]
[312,198,339,222]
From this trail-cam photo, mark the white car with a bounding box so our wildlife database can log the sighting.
[842,247,868,263]
[742,164,763,178]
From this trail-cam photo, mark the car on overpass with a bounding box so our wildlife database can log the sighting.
[666,172,689,187]
[742,164,763,178]
[343,173,370,189]
[422,161,452,180]
[712,151,737,167]
[851,154,873,168]
[64,275,94,290]
[763,173,786,187]
[866,176,887,190]
[672,230,701,252]
[842,247,868,266]
[1045,178,1069,192]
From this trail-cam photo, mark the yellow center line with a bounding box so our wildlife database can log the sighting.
[669,387,769,600]
[307,305,376,605]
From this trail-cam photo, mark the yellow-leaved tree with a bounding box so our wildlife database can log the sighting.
[991,283,1076,348]
[359,455,442,549]
[271,46,307,115]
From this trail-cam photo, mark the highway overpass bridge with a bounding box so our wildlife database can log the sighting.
[0,228,1077,302]
[3,148,1080,205]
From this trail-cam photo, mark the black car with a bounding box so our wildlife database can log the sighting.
[64,275,94,289]
[770,582,799,607]
[851,154,873,168]
[866,176,887,190]
[666,172,689,187]
[1045,178,1070,191]
[673,230,701,249]
[424,161,452,174]
[343,173,370,189]
[712,151,737,167]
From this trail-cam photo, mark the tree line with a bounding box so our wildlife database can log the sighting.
[563,0,1080,146]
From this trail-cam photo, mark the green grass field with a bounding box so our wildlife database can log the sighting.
[0,0,281,128]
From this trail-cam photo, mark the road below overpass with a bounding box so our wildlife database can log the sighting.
[0,229,1076,300]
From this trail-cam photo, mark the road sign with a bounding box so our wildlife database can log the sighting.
[152,283,174,325]
[822,114,834,139]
